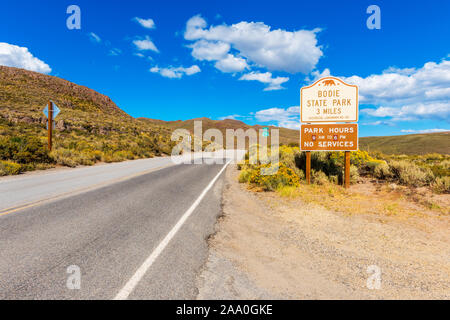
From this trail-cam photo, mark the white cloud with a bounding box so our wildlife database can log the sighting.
[190,40,230,61]
[362,102,449,121]
[341,58,450,121]
[88,32,101,43]
[134,53,145,58]
[133,36,159,52]
[253,106,300,129]
[310,68,331,81]
[184,15,322,74]
[133,17,155,29]
[401,128,449,134]
[150,65,201,79]
[215,54,248,73]
[239,71,289,91]
[0,42,51,74]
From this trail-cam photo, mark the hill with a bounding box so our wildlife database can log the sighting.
[138,117,299,146]
[0,66,174,174]
[359,132,450,155]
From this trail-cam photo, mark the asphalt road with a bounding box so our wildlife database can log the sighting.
[0,153,240,300]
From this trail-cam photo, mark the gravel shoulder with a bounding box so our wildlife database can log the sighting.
[196,165,450,300]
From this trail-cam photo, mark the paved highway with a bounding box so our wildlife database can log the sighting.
[0,151,242,299]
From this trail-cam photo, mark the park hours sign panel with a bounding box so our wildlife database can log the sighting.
[301,77,358,123]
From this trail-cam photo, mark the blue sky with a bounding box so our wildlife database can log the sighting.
[0,0,449,137]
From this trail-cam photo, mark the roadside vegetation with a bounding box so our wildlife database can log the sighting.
[238,145,450,196]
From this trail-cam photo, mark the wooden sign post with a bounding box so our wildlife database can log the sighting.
[300,77,359,188]
[344,151,351,189]
[306,151,311,184]
[47,101,53,151]
[42,101,61,152]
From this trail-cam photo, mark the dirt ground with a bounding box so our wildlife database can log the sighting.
[196,165,450,299]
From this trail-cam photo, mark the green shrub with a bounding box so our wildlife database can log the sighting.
[432,177,450,194]
[50,148,78,167]
[238,169,252,183]
[296,151,341,178]
[279,146,304,178]
[311,170,328,185]
[373,162,392,180]
[350,165,360,184]
[329,175,339,184]
[389,160,434,187]
[0,160,23,176]
[0,135,50,164]
[249,164,300,191]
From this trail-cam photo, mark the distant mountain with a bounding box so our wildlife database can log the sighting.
[138,117,300,146]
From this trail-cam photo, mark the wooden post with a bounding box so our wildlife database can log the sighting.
[344,151,350,189]
[306,151,311,184]
[48,101,53,151]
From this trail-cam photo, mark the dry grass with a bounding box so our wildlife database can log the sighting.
[276,180,449,218]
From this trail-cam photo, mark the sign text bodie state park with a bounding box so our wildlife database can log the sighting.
[301,77,358,123]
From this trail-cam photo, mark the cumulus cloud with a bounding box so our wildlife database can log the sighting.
[190,40,230,61]
[88,32,101,43]
[215,54,248,73]
[362,102,449,121]
[254,106,300,129]
[341,58,450,121]
[184,15,322,74]
[239,71,289,91]
[133,17,155,29]
[309,68,331,81]
[218,106,300,129]
[133,36,159,52]
[0,42,51,74]
[150,65,201,79]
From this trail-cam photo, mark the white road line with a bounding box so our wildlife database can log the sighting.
[113,160,232,300]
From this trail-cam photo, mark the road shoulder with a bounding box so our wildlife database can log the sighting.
[197,165,450,299]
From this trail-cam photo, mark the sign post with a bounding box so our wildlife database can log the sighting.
[345,151,351,189]
[300,77,358,188]
[43,101,61,151]
[48,101,53,151]
[306,151,311,184]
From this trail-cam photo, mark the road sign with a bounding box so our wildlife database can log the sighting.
[301,76,358,123]
[300,123,358,151]
[42,101,60,119]
[262,127,269,137]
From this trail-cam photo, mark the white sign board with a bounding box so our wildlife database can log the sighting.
[301,77,358,123]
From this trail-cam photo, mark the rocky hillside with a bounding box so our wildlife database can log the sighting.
[1,66,141,133]
[0,66,174,175]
